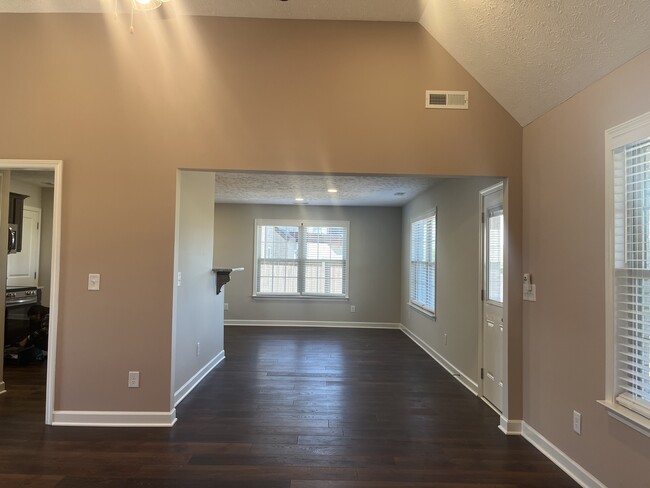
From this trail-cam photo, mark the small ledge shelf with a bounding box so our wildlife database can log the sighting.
[213,267,244,295]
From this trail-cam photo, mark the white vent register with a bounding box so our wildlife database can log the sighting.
[425,90,469,109]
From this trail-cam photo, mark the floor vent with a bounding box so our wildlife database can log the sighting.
[425,90,469,109]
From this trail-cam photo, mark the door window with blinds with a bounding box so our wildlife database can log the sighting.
[487,207,504,303]
[606,112,650,431]
[254,220,349,297]
[410,210,436,316]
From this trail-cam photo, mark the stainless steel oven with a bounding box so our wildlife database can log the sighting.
[4,286,39,345]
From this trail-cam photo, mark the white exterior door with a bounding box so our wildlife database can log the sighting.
[7,206,41,287]
[482,187,504,412]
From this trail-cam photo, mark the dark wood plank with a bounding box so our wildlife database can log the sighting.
[0,327,579,487]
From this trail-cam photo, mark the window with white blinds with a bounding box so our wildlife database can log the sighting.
[410,210,436,316]
[487,207,504,303]
[254,220,349,297]
[612,135,650,420]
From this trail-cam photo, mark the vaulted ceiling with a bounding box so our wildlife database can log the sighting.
[2,0,650,125]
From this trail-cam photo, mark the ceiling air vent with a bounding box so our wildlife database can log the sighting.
[425,90,469,109]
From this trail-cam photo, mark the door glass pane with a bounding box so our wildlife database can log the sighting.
[487,207,504,303]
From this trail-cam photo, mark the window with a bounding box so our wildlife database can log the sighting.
[254,220,349,297]
[487,207,504,303]
[604,112,650,434]
[410,210,436,316]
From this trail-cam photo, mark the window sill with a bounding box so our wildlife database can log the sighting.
[408,302,436,320]
[252,294,349,301]
[597,400,650,438]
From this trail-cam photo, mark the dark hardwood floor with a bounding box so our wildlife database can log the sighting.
[0,326,578,487]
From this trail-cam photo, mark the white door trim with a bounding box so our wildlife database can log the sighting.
[0,159,62,425]
[478,182,505,408]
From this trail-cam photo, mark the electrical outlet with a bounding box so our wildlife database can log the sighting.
[128,371,140,388]
[444,333,448,346]
[350,305,356,313]
[177,271,182,287]
[196,342,200,357]
[523,284,537,301]
[573,410,581,435]
[224,303,229,311]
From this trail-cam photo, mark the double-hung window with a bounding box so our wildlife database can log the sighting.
[254,220,349,297]
[604,112,650,434]
[410,210,436,316]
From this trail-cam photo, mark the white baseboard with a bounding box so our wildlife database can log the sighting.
[499,415,523,435]
[0,381,5,395]
[399,324,478,394]
[174,350,225,407]
[522,422,606,488]
[52,409,177,427]
[225,319,400,329]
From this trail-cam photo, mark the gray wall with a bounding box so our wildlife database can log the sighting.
[10,177,42,208]
[214,204,402,324]
[173,171,223,403]
[401,177,502,385]
[39,188,54,306]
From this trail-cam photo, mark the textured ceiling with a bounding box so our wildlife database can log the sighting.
[2,1,650,125]
[419,0,650,125]
[215,173,440,207]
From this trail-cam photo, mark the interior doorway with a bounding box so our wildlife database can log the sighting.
[0,160,62,425]
[479,182,505,412]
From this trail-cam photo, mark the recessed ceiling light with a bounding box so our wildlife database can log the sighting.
[295,197,304,202]
[327,188,338,193]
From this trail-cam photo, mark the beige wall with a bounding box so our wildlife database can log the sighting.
[214,203,402,324]
[401,177,502,386]
[0,14,522,415]
[173,171,223,402]
[522,49,650,487]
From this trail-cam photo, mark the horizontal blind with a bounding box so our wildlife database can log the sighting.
[614,137,650,418]
[255,221,348,297]
[303,225,347,296]
[487,207,504,303]
[256,224,300,294]
[410,212,436,313]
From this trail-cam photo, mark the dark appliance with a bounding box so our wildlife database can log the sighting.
[7,224,17,254]
[8,192,28,253]
[4,286,39,346]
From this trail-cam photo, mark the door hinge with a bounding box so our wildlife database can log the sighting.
[37,222,39,230]
[481,289,484,301]
[480,368,484,380]
[34,272,36,279]
[481,212,485,223]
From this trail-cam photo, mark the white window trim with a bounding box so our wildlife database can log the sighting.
[603,110,650,437]
[252,219,350,299]
[409,209,437,319]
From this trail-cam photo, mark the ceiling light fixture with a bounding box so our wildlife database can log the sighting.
[115,0,172,33]
[295,197,304,202]
[327,188,338,193]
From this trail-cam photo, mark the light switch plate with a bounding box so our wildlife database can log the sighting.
[88,273,100,291]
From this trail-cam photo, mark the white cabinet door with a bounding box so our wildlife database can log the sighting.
[7,206,41,287]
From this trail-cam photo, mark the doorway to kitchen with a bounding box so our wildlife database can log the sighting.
[0,160,62,425]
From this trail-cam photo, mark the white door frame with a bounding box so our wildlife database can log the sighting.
[0,160,63,425]
[477,181,505,409]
